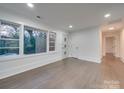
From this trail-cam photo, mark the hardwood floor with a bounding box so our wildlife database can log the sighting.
[101,54,124,88]
[0,55,124,89]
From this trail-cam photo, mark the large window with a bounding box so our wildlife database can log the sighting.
[0,19,56,57]
[49,32,56,51]
[0,20,20,56]
[24,26,47,54]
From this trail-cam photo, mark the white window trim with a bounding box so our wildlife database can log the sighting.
[48,31,57,53]
[0,20,57,62]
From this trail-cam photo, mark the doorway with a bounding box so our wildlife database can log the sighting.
[105,37,115,56]
[101,31,121,58]
[100,20,123,59]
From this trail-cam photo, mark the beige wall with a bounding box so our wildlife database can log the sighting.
[120,29,124,62]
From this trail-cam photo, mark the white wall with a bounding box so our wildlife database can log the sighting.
[120,29,124,62]
[69,27,101,63]
[0,9,66,79]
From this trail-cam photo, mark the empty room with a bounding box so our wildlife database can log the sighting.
[0,3,124,89]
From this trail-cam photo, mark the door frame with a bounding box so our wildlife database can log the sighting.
[102,33,120,58]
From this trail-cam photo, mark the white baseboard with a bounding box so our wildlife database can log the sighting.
[78,57,101,63]
[69,56,101,63]
[0,57,63,79]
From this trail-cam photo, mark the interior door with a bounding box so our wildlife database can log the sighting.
[105,37,115,56]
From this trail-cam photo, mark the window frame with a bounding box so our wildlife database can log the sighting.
[0,19,20,56]
[0,19,57,62]
[49,31,57,52]
[23,25,48,55]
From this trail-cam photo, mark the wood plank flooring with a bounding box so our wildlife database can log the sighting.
[0,54,124,89]
[101,54,124,88]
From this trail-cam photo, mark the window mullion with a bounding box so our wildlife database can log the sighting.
[47,31,49,53]
[19,24,24,55]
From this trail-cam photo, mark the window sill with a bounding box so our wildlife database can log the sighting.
[0,51,57,62]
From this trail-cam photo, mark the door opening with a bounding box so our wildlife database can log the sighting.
[105,37,115,56]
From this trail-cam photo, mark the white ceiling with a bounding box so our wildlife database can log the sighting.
[0,3,124,32]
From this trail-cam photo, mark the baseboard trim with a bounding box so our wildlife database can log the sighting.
[70,56,101,63]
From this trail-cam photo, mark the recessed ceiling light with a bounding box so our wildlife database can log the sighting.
[27,3,34,8]
[109,27,114,30]
[69,25,73,28]
[104,13,111,18]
